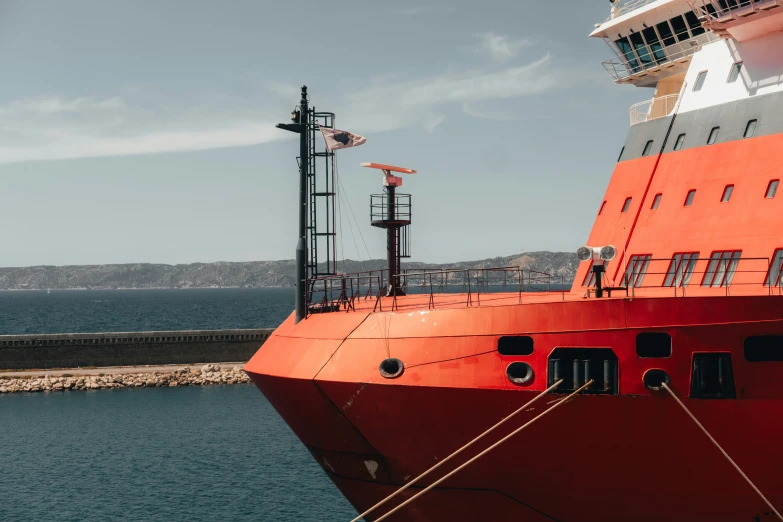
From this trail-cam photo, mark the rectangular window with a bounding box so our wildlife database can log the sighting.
[622,197,633,213]
[766,179,779,199]
[624,254,652,288]
[673,133,686,151]
[664,252,700,287]
[765,249,783,287]
[598,201,607,215]
[656,21,676,47]
[744,336,783,362]
[694,70,708,91]
[642,26,666,64]
[728,61,743,83]
[744,119,757,138]
[670,15,690,42]
[702,250,742,288]
[629,31,652,67]
[651,193,662,210]
[615,37,640,72]
[721,184,734,202]
[685,189,696,206]
[707,126,720,145]
[642,140,654,156]
[685,11,706,36]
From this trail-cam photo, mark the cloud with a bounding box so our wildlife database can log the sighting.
[0,95,282,164]
[474,32,531,62]
[0,43,563,164]
[461,103,513,121]
[335,53,559,132]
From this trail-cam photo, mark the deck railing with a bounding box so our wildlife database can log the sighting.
[602,31,719,83]
[305,266,571,316]
[617,256,781,297]
[630,94,680,126]
[688,0,782,27]
[602,0,661,23]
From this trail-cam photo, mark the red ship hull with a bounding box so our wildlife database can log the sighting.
[245,293,783,521]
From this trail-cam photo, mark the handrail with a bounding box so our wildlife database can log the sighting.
[603,31,720,82]
[630,94,680,126]
[688,0,782,25]
[602,0,661,23]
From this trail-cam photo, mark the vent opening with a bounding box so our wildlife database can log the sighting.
[498,336,534,356]
[548,348,618,395]
[637,332,672,358]
[690,353,735,399]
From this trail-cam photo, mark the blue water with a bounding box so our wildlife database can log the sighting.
[0,289,357,520]
[0,288,294,334]
[0,385,357,521]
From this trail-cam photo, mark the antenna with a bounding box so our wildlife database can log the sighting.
[361,162,417,296]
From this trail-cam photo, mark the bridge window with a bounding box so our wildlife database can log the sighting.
[629,32,653,68]
[765,249,783,287]
[744,119,757,138]
[642,140,654,156]
[685,189,696,206]
[642,27,666,63]
[721,184,734,203]
[617,147,624,162]
[622,197,633,213]
[651,193,662,210]
[624,254,652,288]
[614,37,639,72]
[670,15,690,42]
[745,336,783,362]
[664,252,699,287]
[598,201,607,215]
[498,336,534,356]
[702,250,742,287]
[637,332,672,358]
[685,11,706,36]
[766,180,779,199]
[728,61,743,83]
[694,71,708,91]
[707,126,720,144]
[673,133,685,151]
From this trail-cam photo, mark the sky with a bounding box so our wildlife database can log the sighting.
[0,0,646,267]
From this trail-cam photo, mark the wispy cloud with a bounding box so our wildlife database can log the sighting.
[0,95,281,164]
[336,53,559,133]
[0,35,564,164]
[474,32,531,62]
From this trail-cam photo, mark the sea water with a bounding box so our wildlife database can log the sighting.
[0,289,356,521]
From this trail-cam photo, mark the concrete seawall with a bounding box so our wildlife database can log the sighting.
[0,328,275,370]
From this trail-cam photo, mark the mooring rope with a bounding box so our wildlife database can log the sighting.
[350,379,564,522]
[368,380,593,522]
[661,382,783,521]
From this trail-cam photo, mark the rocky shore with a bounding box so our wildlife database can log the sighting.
[0,364,250,394]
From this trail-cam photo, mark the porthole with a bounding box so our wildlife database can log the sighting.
[643,369,670,391]
[506,362,534,385]
[379,358,404,379]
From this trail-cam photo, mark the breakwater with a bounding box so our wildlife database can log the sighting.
[0,328,274,370]
[0,364,249,394]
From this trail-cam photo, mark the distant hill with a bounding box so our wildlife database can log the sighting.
[0,251,578,290]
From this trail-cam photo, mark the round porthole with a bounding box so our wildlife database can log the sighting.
[506,362,534,385]
[643,369,670,391]
[379,358,404,379]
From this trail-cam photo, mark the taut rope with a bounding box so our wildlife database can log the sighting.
[661,382,783,521]
[350,379,564,522]
[370,380,593,522]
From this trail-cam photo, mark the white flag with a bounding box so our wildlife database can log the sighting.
[320,127,367,151]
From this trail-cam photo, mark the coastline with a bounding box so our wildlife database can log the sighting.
[0,363,250,394]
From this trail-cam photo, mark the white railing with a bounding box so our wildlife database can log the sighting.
[603,0,662,23]
[602,31,720,82]
[688,0,782,26]
[630,94,680,125]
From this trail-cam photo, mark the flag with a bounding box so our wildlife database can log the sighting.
[320,127,367,151]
